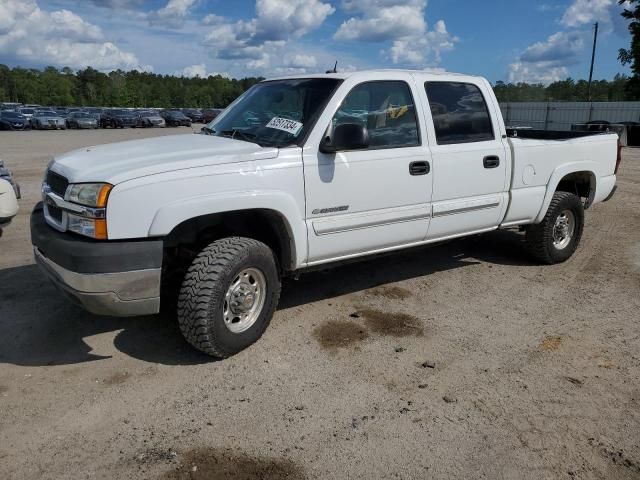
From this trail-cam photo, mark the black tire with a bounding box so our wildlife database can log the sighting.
[177,237,281,358]
[525,191,584,264]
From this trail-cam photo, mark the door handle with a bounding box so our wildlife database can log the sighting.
[409,161,430,176]
[483,155,500,168]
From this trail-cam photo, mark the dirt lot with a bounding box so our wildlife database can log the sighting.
[0,128,639,480]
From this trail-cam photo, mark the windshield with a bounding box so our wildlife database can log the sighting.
[20,109,35,114]
[2,112,23,119]
[73,113,91,118]
[207,78,342,148]
[36,112,56,117]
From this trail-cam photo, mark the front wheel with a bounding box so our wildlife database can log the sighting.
[177,237,281,358]
[525,191,584,264]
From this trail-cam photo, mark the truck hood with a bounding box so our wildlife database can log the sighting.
[51,134,279,184]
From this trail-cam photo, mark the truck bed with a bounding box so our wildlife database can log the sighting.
[501,131,618,227]
[505,129,607,140]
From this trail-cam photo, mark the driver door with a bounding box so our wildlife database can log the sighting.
[302,78,433,265]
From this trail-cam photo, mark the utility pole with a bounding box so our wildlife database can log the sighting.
[587,22,599,101]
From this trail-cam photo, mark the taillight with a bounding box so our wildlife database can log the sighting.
[615,139,622,174]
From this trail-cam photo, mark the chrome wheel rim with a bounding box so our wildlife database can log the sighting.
[223,268,266,333]
[552,210,575,250]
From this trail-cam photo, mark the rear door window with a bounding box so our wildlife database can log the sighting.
[425,82,494,145]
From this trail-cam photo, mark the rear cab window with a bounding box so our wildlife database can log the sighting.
[424,82,494,145]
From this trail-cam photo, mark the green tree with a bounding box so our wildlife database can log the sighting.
[618,0,640,99]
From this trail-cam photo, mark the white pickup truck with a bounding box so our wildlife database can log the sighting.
[31,70,620,357]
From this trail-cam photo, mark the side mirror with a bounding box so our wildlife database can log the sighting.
[320,123,369,154]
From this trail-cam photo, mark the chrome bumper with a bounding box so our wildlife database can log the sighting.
[34,247,161,316]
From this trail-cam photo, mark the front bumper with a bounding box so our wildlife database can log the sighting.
[31,204,163,316]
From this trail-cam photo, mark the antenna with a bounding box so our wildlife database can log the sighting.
[326,61,338,74]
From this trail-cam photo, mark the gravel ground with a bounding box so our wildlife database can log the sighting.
[0,128,639,480]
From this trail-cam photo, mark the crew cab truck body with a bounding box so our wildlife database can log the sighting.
[31,70,620,357]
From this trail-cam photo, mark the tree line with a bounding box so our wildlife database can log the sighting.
[494,75,630,102]
[0,65,262,108]
[0,64,638,107]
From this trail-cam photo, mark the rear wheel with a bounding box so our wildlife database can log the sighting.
[525,191,584,264]
[177,237,281,358]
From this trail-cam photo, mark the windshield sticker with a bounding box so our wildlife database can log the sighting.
[266,117,303,135]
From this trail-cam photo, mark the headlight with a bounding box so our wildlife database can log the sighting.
[67,183,112,208]
[65,183,112,240]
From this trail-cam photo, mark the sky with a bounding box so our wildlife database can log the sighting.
[0,0,634,84]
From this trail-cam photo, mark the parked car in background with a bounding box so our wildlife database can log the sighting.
[17,107,36,120]
[0,159,21,199]
[0,178,18,238]
[0,102,22,111]
[0,111,30,130]
[161,110,192,127]
[101,109,138,128]
[202,108,223,123]
[66,112,98,129]
[84,108,103,121]
[136,110,166,128]
[182,108,205,123]
[30,111,66,130]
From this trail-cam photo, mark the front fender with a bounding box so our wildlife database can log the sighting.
[535,161,597,223]
[148,190,308,268]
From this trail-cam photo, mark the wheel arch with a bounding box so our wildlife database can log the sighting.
[148,190,306,271]
[535,163,597,223]
[163,208,297,273]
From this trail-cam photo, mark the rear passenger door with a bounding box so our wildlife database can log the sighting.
[421,81,509,240]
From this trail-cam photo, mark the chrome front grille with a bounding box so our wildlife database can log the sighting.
[45,170,68,197]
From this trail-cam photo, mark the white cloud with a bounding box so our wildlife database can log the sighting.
[175,64,230,78]
[335,4,426,42]
[88,0,144,9]
[387,20,456,65]
[334,0,457,66]
[508,62,569,84]
[562,0,614,28]
[0,0,150,71]
[271,54,318,75]
[176,63,207,78]
[201,13,225,26]
[148,0,198,28]
[520,31,584,63]
[203,0,334,73]
[252,0,335,42]
[283,54,317,69]
[247,55,271,70]
[508,31,584,84]
[561,0,630,35]
[48,9,103,42]
[537,4,563,12]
